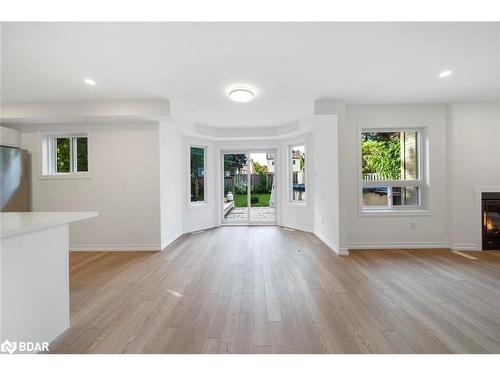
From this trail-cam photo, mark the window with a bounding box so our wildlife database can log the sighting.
[42,133,89,176]
[190,146,206,203]
[361,130,422,210]
[290,144,306,202]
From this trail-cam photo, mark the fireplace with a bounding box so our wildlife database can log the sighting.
[482,192,500,250]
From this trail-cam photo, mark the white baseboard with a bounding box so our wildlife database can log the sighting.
[70,244,162,251]
[183,224,217,234]
[449,243,480,251]
[347,241,481,251]
[280,222,313,233]
[314,231,348,256]
[161,232,184,250]
[347,241,450,250]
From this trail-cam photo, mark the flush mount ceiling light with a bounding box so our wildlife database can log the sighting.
[438,70,453,78]
[83,78,96,86]
[228,87,255,103]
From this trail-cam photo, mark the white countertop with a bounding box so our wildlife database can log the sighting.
[0,211,98,239]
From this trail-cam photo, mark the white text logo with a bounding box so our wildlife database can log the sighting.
[0,339,49,354]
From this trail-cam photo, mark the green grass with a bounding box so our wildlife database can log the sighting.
[234,193,270,207]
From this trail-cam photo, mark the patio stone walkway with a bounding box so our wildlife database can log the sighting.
[225,207,275,222]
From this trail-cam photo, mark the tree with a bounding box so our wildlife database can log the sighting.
[190,147,204,177]
[362,135,401,180]
[252,160,268,174]
[224,154,247,173]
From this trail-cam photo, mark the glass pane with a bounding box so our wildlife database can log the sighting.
[56,138,70,173]
[392,186,419,206]
[361,131,418,181]
[223,153,248,222]
[483,199,500,249]
[75,137,88,172]
[190,147,205,202]
[362,187,388,207]
[249,152,275,222]
[291,145,305,201]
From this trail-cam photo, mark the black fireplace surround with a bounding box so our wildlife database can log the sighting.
[482,192,500,250]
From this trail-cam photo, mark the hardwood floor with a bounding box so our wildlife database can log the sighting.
[49,226,500,354]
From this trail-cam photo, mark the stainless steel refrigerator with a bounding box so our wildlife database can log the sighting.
[0,145,30,212]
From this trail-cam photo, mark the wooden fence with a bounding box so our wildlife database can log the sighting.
[224,173,275,193]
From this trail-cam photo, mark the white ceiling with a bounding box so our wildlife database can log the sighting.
[2,22,499,128]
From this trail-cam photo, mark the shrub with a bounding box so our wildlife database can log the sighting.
[234,181,253,194]
[254,180,272,194]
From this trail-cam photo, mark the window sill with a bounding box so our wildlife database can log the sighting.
[288,201,307,207]
[39,173,93,180]
[359,209,434,217]
[188,202,208,208]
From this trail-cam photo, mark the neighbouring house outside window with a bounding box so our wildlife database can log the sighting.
[290,144,306,202]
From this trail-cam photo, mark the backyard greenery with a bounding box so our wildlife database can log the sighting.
[56,137,88,173]
[224,154,247,172]
[234,193,271,207]
[361,132,401,180]
[190,147,205,201]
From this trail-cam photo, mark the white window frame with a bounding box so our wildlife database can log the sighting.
[359,127,424,213]
[41,132,91,178]
[188,144,207,206]
[288,143,306,204]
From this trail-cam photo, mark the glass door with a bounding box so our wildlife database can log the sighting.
[249,152,276,223]
[222,151,277,224]
[223,153,249,223]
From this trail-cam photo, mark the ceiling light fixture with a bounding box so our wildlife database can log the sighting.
[228,87,255,103]
[438,70,453,78]
[83,78,96,86]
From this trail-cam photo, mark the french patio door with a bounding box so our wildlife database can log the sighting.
[222,151,277,224]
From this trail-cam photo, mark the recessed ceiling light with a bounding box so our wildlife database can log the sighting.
[83,78,96,86]
[438,70,453,78]
[228,87,255,103]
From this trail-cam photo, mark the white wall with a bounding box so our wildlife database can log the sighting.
[159,122,183,248]
[447,102,500,249]
[340,104,449,249]
[0,126,20,147]
[19,122,162,250]
[312,115,342,253]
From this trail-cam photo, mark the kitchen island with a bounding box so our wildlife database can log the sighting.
[0,212,98,347]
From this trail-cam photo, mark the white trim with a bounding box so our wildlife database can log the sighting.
[449,243,479,251]
[348,241,449,250]
[314,231,348,256]
[183,224,218,234]
[188,144,208,206]
[222,222,277,227]
[70,244,162,251]
[359,209,434,217]
[280,223,313,233]
[161,232,184,250]
[347,241,479,251]
[39,173,93,180]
